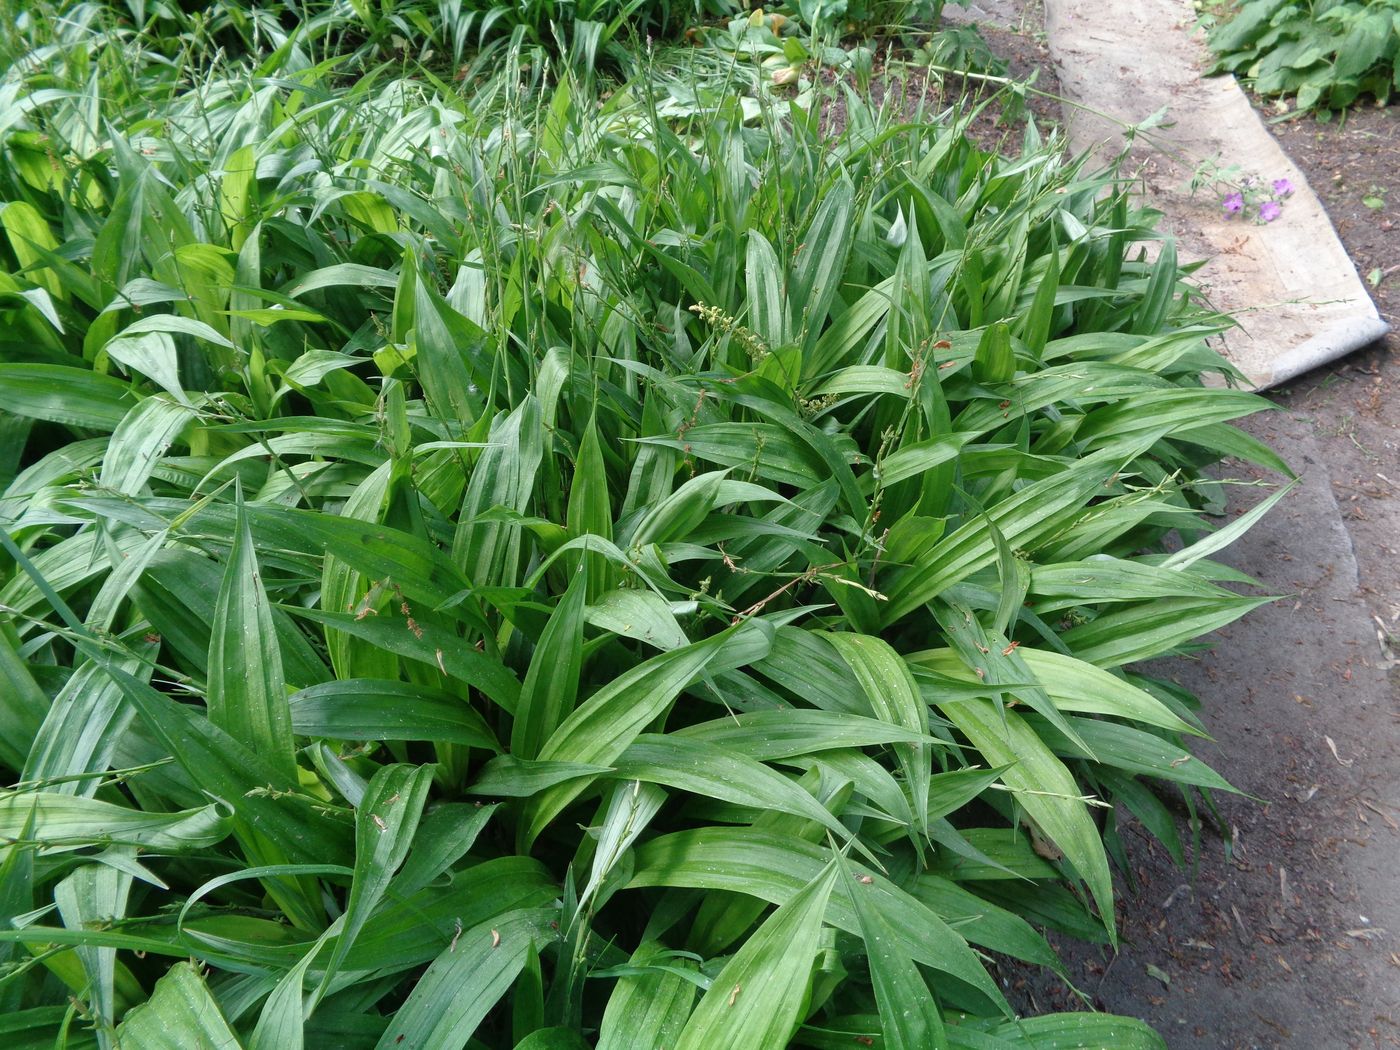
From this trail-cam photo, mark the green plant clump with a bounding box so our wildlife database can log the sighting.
[1208,0,1400,111]
[0,8,1289,1049]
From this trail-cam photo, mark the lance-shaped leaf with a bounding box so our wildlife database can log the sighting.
[596,941,697,1050]
[934,696,1115,937]
[673,860,839,1050]
[512,564,588,760]
[0,793,233,853]
[371,910,555,1050]
[112,962,242,1050]
[835,850,948,1050]
[825,633,931,834]
[522,631,729,846]
[208,495,296,783]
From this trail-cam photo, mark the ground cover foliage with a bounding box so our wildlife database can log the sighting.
[0,4,1293,1047]
[1207,0,1400,112]
[23,0,953,78]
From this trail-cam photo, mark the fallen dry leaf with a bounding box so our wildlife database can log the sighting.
[1324,735,1355,767]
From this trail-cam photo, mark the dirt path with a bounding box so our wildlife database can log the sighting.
[940,2,1400,1045]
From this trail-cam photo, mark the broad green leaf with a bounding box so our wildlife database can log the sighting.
[106,332,187,402]
[1063,595,1271,667]
[676,710,933,759]
[627,827,1005,1007]
[611,734,860,852]
[0,622,47,771]
[825,633,931,832]
[1158,480,1295,570]
[745,230,789,348]
[0,365,133,431]
[22,647,151,797]
[836,851,947,1050]
[112,962,242,1050]
[512,565,589,760]
[1028,557,1239,607]
[468,756,614,798]
[454,398,544,589]
[55,859,133,1047]
[877,433,972,487]
[1132,239,1178,334]
[319,462,400,684]
[174,501,474,617]
[596,941,696,1050]
[912,874,1060,970]
[566,412,614,595]
[512,1029,590,1050]
[288,607,519,712]
[932,601,1091,757]
[1018,246,1061,356]
[673,860,839,1050]
[395,803,498,897]
[1028,715,1234,791]
[208,497,296,782]
[1,201,62,299]
[320,764,434,989]
[624,469,727,547]
[93,662,353,864]
[912,646,1194,734]
[372,910,554,1050]
[342,858,558,974]
[882,446,1132,624]
[585,586,689,651]
[990,1012,1166,1049]
[523,631,729,845]
[934,697,1114,935]
[972,321,1014,384]
[98,396,193,496]
[219,143,257,251]
[289,679,500,749]
[578,781,668,913]
[283,263,399,298]
[791,178,854,353]
[0,793,232,853]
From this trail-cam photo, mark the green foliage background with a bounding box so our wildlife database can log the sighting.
[1208,0,1400,111]
[0,3,1287,1047]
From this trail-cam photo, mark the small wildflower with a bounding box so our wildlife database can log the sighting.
[1272,178,1294,197]
[1258,200,1282,224]
[1222,192,1244,216]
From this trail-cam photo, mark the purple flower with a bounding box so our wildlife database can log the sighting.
[1272,178,1294,197]
[1259,200,1282,223]
[1223,192,1245,215]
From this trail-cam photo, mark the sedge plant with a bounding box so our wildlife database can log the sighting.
[0,10,1291,1049]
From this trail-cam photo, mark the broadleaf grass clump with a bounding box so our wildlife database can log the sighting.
[0,9,1289,1049]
